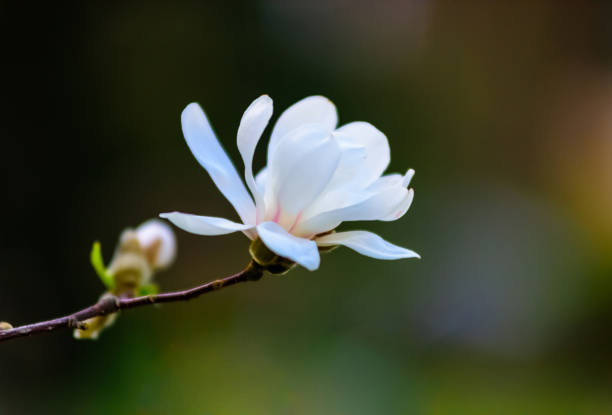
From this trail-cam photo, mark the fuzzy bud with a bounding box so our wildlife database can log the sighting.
[135,219,177,270]
[109,231,152,293]
[108,220,176,294]
[0,321,13,331]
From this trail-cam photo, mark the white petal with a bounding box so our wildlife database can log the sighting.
[182,103,256,224]
[298,140,368,218]
[402,168,415,187]
[255,167,268,194]
[237,95,273,221]
[136,219,177,269]
[327,140,368,188]
[316,230,420,260]
[267,96,338,162]
[265,125,341,225]
[296,185,409,236]
[381,189,414,221]
[367,173,403,191]
[335,122,390,187]
[256,221,320,271]
[301,129,392,219]
[160,212,252,236]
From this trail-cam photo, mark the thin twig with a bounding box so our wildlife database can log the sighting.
[0,261,264,343]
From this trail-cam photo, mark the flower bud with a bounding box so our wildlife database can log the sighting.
[0,321,13,331]
[109,231,152,293]
[135,219,177,270]
[249,238,295,275]
[76,220,177,340]
[108,220,177,294]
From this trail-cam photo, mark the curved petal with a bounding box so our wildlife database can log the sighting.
[402,168,415,187]
[296,185,409,237]
[326,140,367,189]
[237,95,273,221]
[378,169,415,221]
[381,189,414,221]
[256,221,320,271]
[299,141,367,218]
[267,96,338,162]
[265,125,341,226]
[136,219,177,269]
[367,173,403,191]
[255,167,268,195]
[160,212,252,236]
[182,103,255,224]
[316,230,420,260]
[335,122,390,187]
[301,131,394,219]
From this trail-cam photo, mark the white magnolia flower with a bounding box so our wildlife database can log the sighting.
[161,95,419,271]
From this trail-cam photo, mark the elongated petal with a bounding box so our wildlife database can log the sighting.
[367,173,403,191]
[402,168,415,187]
[336,122,390,187]
[160,212,252,235]
[256,221,320,271]
[265,125,341,224]
[297,169,415,235]
[296,186,409,236]
[268,96,338,162]
[237,95,273,220]
[316,230,420,260]
[255,167,268,194]
[182,103,256,224]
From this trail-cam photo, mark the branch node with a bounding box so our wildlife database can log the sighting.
[67,317,81,329]
[245,261,265,281]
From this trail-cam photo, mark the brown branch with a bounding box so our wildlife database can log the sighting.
[0,261,264,343]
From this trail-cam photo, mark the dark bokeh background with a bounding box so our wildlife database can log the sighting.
[2,1,612,413]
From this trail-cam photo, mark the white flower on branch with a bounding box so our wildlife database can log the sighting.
[161,95,419,271]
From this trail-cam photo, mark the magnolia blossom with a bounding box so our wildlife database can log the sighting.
[161,95,418,271]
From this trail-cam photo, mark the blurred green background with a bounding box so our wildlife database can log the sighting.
[2,1,612,413]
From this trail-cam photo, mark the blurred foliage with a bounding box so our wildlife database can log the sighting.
[2,0,612,413]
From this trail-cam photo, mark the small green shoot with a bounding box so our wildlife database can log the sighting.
[90,241,115,291]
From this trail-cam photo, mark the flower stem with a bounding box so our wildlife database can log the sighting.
[0,261,264,343]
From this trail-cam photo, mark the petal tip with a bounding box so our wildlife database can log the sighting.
[254,94,273,106]
[403,169,416,187]
[303,256,321,271]
[182,102,202,116]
